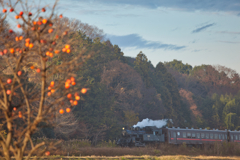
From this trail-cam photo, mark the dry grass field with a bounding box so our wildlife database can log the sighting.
[10,155,240,160]
[2,139,240,159]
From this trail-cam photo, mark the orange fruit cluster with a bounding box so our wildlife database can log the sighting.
[62,44,71,54]
[47,81,55,96]
[15,36,23,41]
[25,38,34,48]
[18,111,22,118]
[65,77,76,89]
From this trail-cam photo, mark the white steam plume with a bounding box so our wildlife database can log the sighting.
[133,118,169,128]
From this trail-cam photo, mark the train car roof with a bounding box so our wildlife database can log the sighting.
[228,130,240,133]
[164,127,228,132]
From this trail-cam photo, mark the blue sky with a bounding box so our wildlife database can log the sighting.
[16,0,240,72]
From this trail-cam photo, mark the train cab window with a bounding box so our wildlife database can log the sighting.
[155,131,159,135]
[187,132,191,138]
[206,133,209,139]
[177,132,180,136]
[214,134,218,139]
[201,133,205,139]
[183,132,186,138]
[231,135,233,140]
[219,134,221,139]
[197,133,200,138]
[235,135,238,140]
[192,133,196,138]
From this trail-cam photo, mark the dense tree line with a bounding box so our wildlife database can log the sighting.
[2,15,240,145]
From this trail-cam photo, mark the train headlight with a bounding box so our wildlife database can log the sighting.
[122,127,125,130]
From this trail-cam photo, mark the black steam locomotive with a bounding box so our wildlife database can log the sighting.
[117,126,240,147]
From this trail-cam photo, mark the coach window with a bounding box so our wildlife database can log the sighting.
[219,134,221,139]
[239,135,240,140]
[222,134,225,140]
[210,133,213,139]
[197,133,200,138]
[235,135,238,140]
[177,132,180,136]
[206,133,209,139]
[201,133,205,139]
[192,133,196,138]
[215,134,218,139]
[183,132,186,138]
[225,134,227,140]
[187,132,191,138]
[173,132,176,138]
[231,135,233,141]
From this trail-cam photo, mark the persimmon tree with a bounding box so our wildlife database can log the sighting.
[0,0,93,159]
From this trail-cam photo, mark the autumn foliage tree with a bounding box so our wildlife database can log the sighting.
[0,1,92,159]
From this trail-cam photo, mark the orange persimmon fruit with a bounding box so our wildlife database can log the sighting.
[65,44,70,49]
[6,90,11,95]
[59,109,64,114]
[81,88,87,94]
[66,108,71,113]
[45,151,50,156]
[2,9,7,13]
[10,48,14,54]
[29,43,34,48]
[75,96,80,100]
[62,48,66,52]
[65,83,70,89]
[7,79,12,84]
[67,93,72,99]
[50,81,54,87]
[42,19,47,24]
[54,50,60,54]
[17,71,22,76]
[73,100,78,106]
[48,29,53,33]
[66,49,71,53]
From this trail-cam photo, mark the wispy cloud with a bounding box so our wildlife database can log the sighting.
[192,23,215,33]
[217,41,240,43]
[216,31,240,34]
[114,14,141,18]
[106,34,186,50]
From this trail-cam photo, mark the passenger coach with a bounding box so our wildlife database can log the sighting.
[163,127,230,145]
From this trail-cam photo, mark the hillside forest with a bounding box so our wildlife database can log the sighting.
[1,17,240,145]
